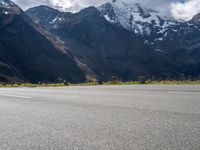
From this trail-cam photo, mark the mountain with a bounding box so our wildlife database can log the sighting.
[26,5,179,81]
[26,1,200,81]
[97,1,199,45]
[98,1,200,79]
[0,0,86,83]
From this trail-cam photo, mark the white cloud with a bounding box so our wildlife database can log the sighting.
[13,0,108,11]
[13,0,49,10]
[47,0,108,12]
[12,0,200,21]
[170,0,200,21]
[46,0,173,12]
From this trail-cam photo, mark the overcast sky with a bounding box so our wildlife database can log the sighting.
[12,0,200,21]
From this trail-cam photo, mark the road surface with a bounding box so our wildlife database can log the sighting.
[0,85,200,150]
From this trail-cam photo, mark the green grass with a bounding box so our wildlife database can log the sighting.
[97,80,200,85]
[0,80,200,88]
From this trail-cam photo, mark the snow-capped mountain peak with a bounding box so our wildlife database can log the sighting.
[97,0,200,49]
[97,0,175,35]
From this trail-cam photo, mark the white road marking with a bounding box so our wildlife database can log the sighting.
[0,94,31,99]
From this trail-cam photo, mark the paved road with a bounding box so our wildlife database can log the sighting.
[0,85,200,150]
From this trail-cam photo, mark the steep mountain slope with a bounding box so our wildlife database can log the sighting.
[0,0,86,83]
[26,1,200,80]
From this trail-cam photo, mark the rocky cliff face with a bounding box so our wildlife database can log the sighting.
[0,0,86,83]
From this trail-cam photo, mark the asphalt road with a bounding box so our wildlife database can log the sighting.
[0,85,200,150]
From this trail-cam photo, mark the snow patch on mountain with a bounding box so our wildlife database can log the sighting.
[0,0,13,7]
[49,14,65,24]
[0,0,9,6]
[97,0,177,36]
[0,0,21,15]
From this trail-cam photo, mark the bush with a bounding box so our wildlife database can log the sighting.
[64,81,69,86]
[138,76,147,84]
